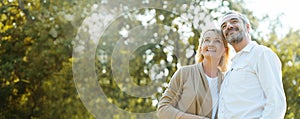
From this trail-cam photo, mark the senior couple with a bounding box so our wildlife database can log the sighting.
[157,11,287,119]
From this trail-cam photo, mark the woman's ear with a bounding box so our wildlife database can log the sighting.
[224,47,227,54]
[198,46,202,51]
[199,47,202,53]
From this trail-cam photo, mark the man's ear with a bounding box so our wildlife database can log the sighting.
[246,23,251,33]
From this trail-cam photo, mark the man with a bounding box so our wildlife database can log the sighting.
[218,11,287,119]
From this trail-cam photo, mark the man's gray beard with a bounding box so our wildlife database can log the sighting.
[227,31,244,44]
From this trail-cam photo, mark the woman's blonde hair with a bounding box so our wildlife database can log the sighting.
[195,29,230,72]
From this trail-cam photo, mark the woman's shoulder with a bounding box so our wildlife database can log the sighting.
[179,63,199,69]
[174,64,202,79]
[177,64,199,72]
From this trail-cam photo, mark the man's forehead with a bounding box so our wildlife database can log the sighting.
[220,14,241,25]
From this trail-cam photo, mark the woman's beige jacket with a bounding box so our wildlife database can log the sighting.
[157,63,224,119]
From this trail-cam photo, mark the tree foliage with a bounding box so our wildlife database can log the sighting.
[1,0,299,118]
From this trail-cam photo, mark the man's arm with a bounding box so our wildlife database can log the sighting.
[257,47,287,119]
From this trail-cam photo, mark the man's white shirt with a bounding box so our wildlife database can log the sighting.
[218,41,286,119]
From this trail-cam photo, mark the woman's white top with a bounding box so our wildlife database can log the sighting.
[205,74,219,119]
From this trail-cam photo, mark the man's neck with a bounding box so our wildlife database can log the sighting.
[232,39,250,52]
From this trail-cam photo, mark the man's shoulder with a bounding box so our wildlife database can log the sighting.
[253,44,280,61]
[253,43,276,54]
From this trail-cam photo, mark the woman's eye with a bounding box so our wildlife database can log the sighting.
[212,40,219,43]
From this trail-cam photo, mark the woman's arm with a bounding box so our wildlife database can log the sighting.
[157,68,183,119]
[157,68,209,119]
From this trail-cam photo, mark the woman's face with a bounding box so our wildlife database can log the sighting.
[200,31,226,59]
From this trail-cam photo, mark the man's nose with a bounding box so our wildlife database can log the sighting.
[225,22,234,30]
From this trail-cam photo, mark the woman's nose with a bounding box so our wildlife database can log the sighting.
[208,40,214,45]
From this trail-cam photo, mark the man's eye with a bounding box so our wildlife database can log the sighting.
[221,25,226,29]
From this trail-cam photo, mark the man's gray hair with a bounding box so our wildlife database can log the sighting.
[219,10,250,26]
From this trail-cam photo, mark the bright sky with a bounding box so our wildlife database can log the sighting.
[245,0,300,30]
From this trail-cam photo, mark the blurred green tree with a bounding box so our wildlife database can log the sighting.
[0,0,94,118]
[1,0,299,119]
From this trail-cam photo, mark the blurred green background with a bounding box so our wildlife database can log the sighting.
[1,0,299,118]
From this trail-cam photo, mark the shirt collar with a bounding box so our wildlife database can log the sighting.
[231,41,257,61]
[239,41,257,53]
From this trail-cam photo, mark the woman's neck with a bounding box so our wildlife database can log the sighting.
[202,59,219,78]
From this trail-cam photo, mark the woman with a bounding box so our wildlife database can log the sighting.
[157,29,229,119]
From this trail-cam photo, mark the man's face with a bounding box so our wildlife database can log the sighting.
[220,14,247,44]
